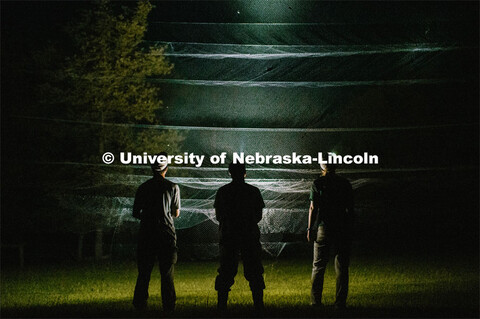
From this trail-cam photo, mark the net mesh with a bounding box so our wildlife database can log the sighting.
[56,175,380,257]
[5,1,478,259]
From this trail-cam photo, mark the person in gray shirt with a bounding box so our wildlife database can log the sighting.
[307,162,355,311]
[132,153,180,314]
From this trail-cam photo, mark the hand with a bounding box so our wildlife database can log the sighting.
[306,229,311,242]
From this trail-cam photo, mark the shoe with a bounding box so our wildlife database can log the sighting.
[334,303,347,312]
[163,308,175,317]
[252,290,265,312]
[217,290,229,312]
[133,301,147,311]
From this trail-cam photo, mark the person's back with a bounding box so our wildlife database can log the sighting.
[311,173,354,233]
[215,181,263,243]
[214,163,265,313]
[308,163,354,311]
[134,177,178,242]
[132,154,180,313]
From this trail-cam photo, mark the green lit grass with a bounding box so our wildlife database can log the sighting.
[1,256,478,318]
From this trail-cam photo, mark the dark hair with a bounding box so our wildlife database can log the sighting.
[228,162,246,179]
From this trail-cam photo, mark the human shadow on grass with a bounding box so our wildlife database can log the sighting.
[1,300,478,318]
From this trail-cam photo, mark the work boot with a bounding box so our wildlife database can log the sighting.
[252,290,265,313]
[132,300,147,311]
[217,290,228,312]
[163,304,175,316]
[334,302,347,312]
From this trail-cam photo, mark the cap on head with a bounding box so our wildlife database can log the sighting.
[151,152,168,172]
[320,162,337,173]
[228,162,246,179]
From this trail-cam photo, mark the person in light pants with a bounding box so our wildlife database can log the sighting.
[307,162,355,311]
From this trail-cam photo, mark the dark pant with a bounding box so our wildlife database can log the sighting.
[215,239,265,292]
[311,225,351,307]
[133,241,177,311]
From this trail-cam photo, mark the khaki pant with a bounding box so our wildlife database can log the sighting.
[311,225,351,307]
[215,238,265,292]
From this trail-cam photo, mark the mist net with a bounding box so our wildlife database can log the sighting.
[23,1,478,259]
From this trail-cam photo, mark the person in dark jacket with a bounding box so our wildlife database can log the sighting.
[214,163,266,312]
[132,153,180,313]
[307,162,355,311]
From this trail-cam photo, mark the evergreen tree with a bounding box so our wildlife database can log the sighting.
[30,0,184,259]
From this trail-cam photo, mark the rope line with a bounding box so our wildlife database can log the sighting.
[150,78,468,88]
[156,42,474,59]
[17,160,479,174]
[12,115,477,132]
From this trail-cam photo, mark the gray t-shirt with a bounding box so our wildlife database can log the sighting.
[133,176,180,241]
[310,173,354,230]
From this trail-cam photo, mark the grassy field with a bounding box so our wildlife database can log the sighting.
[1,255,478,318]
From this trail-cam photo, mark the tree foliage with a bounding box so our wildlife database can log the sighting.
[64,0,173,124]
[24,0,184,236]
[35,0,182,160]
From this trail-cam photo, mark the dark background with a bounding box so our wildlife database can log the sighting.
[1,1,478,265]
